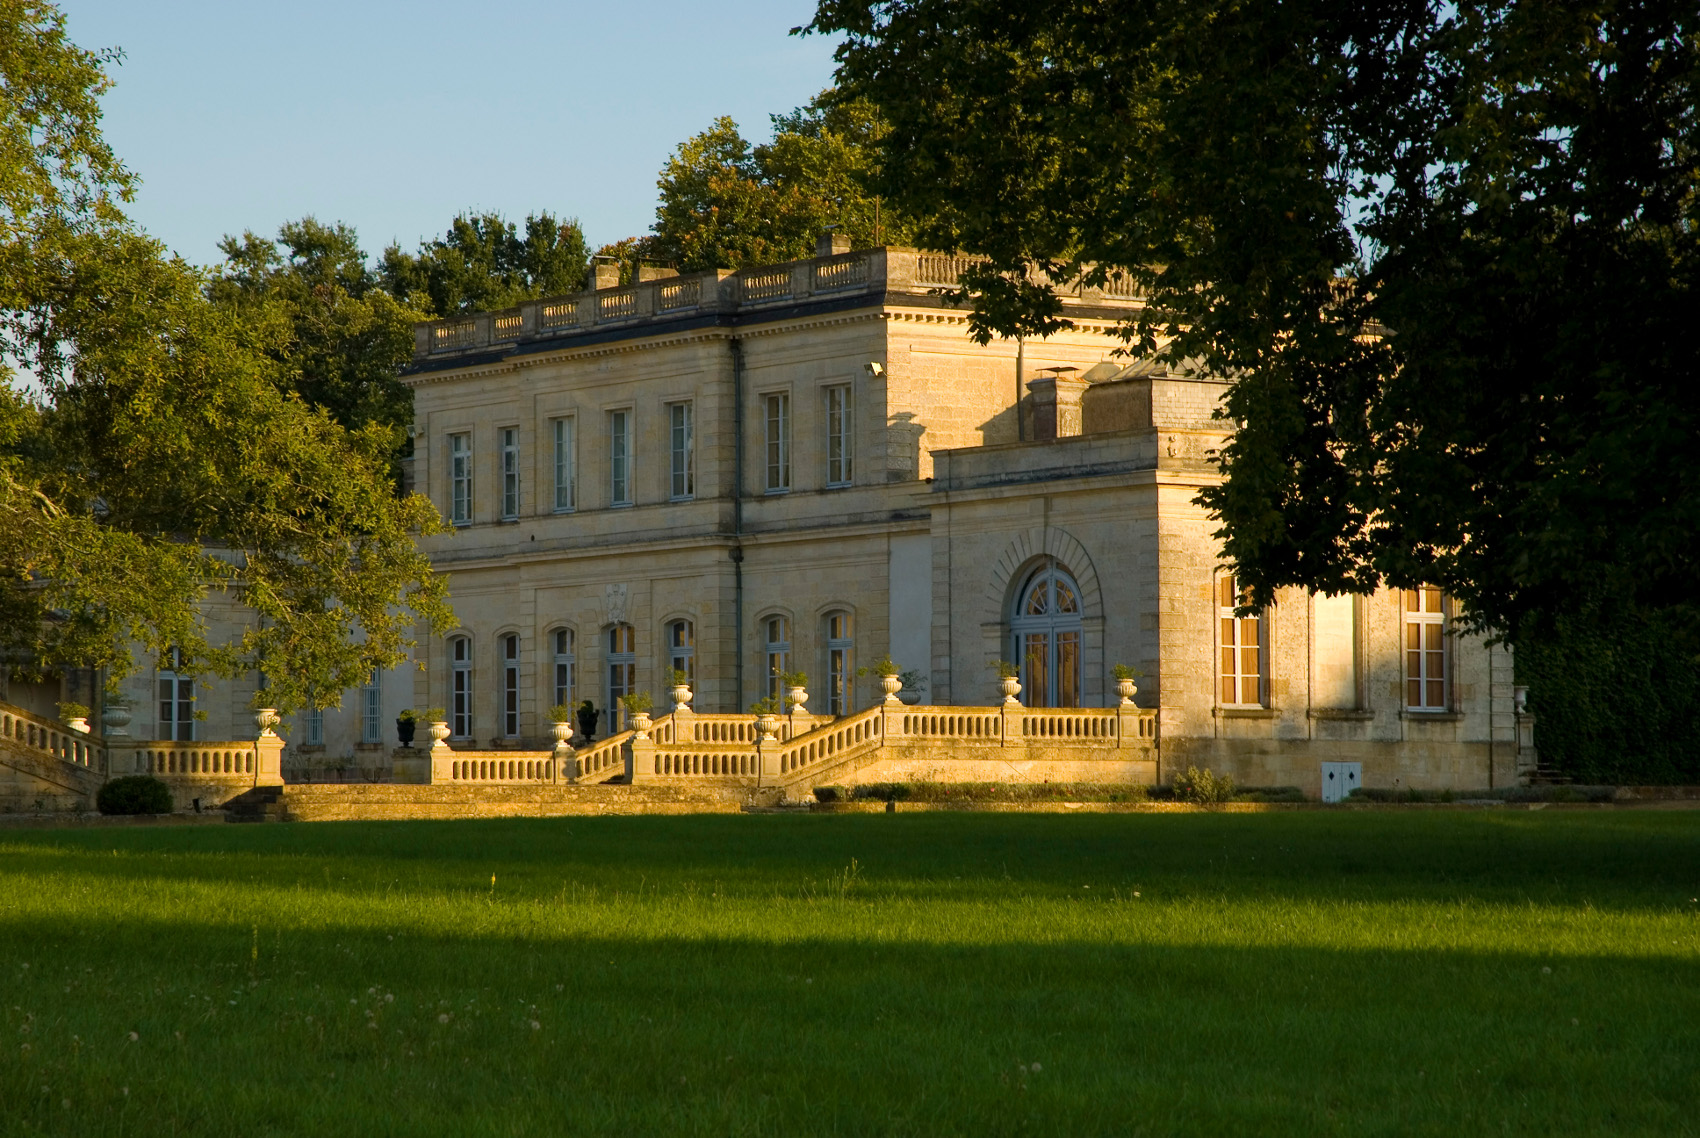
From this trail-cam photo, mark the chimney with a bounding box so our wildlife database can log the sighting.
[816,229,852,257]
[1027,367,1087,441]
[592,260,621,290]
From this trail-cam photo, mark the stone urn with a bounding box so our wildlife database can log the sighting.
[629,711,652,739]
[999,676,1022,705]
[880,674,903,703]
[755,713,781,741]
[671,683,693,714]
[101,703,132,737]
[786,685,809,713]
[1116,678,1138,707]
[1513,685,1530,715]
[254,707,281,738]
[550,721,574,750]
[897,687,922,706]
[65,716,90,735]
[428,721,452,750]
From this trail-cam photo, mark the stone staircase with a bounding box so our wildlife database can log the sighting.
[0,704,107,813]
[224,785,291,823]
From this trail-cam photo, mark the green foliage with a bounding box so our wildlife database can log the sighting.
[810,0,1700,647]
[778,670,808,689]
[55,700,87,720]
[379,211,589,316]
[1174,766,1237,805]
[95,774,171,815]
[1518,606,1700,784]
[844,781,1152,804]
[858,654,901,678]
[420,707,446,724]
[547,703,574,724]
[618,691,653,715]
[649,92,920,271]
[396,708,418,723]
[209,218,423,456]
[668,669,690,687]
[748,695,781,715]
[1111,664,1141,681]
[990,659,1019,680]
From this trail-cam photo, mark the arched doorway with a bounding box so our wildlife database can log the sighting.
[1011,563,1083,707]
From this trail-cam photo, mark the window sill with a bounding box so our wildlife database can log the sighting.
[294,744,326,754]
[498,517,519,525]
[1214,706,1276,719]
[552,506,576,515]
[764,488,791,496]
[353,742,385,753]
[670,495,695,504]
[1308,708,1374,721]
[1401,709,1464,722]
[825,481,852,490]
[610,501,633,509]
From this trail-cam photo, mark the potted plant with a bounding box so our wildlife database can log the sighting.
[547,704,575,751]
[576,700,599,742]
[395,708,419,748]
[420,707,449,749]
[669,669,693,713]
[100,685,132,737]
[897,669,927,706]
[620,691,654,736]
[779,670,809,712]
[860,655,904,702]
[992,660,1022,704]
[749,694,782,739]
[1111,664,1143,706]
[57,701,91,734]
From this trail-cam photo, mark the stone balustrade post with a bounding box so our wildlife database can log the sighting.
[105,739,141,777]
[627,734,655,784]
[1001,703,1022,748]
[756,732,781,782]
[253,709,285,787]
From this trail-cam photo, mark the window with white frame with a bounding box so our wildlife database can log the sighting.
[1404,586,1449,710]
[606,624,636,724]
[449,432,472,525]
[825,611,853,715]
[158,647,194,741]
[360,673,382,744]
[303,708,324,746]
[668,619,694,682]
[500,427,520,520]
[552,417,576,512]
[610,410,632,506]
[764,392,790,492]
[826,384,852,487]
[1217,575,1264,707]
[552,628,576,710]
[449,635,472,739]
[764,615,791,701]
[501,633,520,737]
[669,401,694,500]
[1012,565,1083,708]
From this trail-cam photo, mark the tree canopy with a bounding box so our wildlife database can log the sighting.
[379,211,590,316]
[647,92,920,271]
[0,2,449,712]
[808,0,1700,644]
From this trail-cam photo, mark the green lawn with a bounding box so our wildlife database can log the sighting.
[1,811,1697,1136]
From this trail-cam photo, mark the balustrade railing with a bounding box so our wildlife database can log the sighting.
[0,707,105,772]
[777,708,882,775]
[447,753,557,784]
[658,279,700,311]
[433,320,476,351]
[574,730,633,781]
[597,290,637,320]
[915,254,988,287]
[493,311,524,341]
[651,749,760,777]
[900,709,1002,738]
[143,744,255,777]
[812,255,868,292]
[540,299,580,329]
[741,269,791,302]
[1018,709,1118,739]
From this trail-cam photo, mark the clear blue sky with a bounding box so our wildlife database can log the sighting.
[62,1,842,265]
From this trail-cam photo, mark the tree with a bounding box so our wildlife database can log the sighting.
[0,2,449,712]
[379,211,590,316]
[808,0,1700,648]
[210,218,422,451]
[649,92,920,271]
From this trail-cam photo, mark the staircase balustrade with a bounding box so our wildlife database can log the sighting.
[0,706,106,772]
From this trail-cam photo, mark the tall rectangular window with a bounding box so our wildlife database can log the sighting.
[609,410,632,506]
[304,708,324,747]
[501,633,520,738]
[764,615,792,701]
[669,402,694,500]
[158,648,194,741]
[668,619,695,682]
[1218,576,1263,707]
[449,432,472,525]
[360,674,382,744]
[826,611,853,715]
[500,427,520,520]
[552,417,576,511]
[764,392,790,492]
[450,636,472,739]
[552,629,576,709]
[1404,586,1449,710]
[826,384,852,487]
[607,624,635,727]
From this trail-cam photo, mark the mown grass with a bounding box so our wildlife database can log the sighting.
[1,811,1697,1136]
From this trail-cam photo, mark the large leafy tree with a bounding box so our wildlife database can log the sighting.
[0,2,449,712]
[210,218,422,452]
[379,211,590,316]
[808,0,1700,650]
[649,92,919,271]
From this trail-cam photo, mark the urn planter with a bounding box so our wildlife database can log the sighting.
[65,717,90,735]
[999,677,1022,705]
[786,685,809,713]
[395,718,417,747]
[755,713,781,741]
[428,721,452,750]
[101,704,132,737]
[629,711,652,739]
[880,675,903,703]
[671,684,693,714]
[254,708,281,738]
[1116,678,1138,706]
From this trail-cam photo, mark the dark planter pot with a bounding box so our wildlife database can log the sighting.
[396,718,416,747]
[577,710,599,742]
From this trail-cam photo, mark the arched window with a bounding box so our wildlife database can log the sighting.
[1010,565,1082,708]
[606,624,636,723]
[500,633,521,738]
[552,629,576,709]
[764,615,792,701]
[824,611,854,715]
[667,619,695,682]
[158,648,195,741]
[449,635,472,739]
